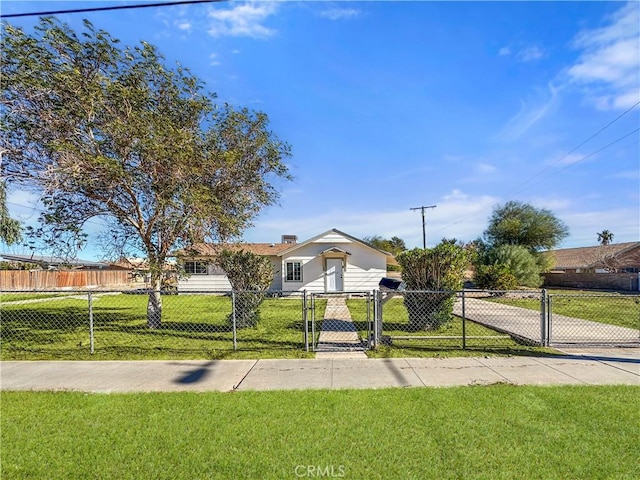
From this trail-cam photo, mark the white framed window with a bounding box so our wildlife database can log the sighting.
[285,261,302,282]
[184,261,207,275]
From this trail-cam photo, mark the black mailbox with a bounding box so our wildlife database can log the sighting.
[378,277,405,291]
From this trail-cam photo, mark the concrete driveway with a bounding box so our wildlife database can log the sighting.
[454,297,640,346]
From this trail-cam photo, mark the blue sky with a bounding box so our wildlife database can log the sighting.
[3,1,639,260]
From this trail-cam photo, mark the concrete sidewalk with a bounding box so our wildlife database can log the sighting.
[1,348,638,393]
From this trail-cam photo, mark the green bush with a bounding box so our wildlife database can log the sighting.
[485,244,543,288]
[474,264,518,290]
[396,242,469,330]
[216,249,274,328]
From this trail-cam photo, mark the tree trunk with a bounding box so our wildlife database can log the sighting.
[147,275,162,329]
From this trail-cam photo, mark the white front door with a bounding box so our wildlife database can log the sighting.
[325,259,344,292]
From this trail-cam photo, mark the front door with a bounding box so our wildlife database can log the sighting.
[325,259,344,292]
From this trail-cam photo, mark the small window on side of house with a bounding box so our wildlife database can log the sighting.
[184,261,207,275]
[285,261,302,282]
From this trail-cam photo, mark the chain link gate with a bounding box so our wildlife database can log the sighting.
[307,292,373,352]
[546,293,640,347]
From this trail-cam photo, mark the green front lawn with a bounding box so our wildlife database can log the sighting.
[0,294,326,360]
[0,292,75,302]
[2,386,638,479]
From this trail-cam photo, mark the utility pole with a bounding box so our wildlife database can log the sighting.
[410,205,436,249]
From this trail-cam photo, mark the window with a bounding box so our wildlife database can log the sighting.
[285,261,302,282]
[184,261,207,274]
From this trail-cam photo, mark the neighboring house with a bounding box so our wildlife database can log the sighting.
[543,242,640,291]
[547,242,640,273]
[175,229,392,293]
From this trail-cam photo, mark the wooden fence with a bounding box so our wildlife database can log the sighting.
[0,270,131,290]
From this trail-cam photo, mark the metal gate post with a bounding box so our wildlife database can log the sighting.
[373,290,381,348]
[311,294,316,352]
[461,290,466,349]
[231,291,237,351]
[547,294,553,346]
[88,292,94,354]
[366,291,372,350]
[303,290,309,352]
[540,289,547,346]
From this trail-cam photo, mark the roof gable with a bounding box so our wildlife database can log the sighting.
[277,229,391,257]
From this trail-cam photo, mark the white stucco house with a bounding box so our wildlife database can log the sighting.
[175,229,392,293]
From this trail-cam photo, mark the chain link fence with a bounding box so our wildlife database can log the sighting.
[372,290,640,348]
[2,289,638,359]
[547,294,640,346]
[373,290,532,349]
[0,290,308,359]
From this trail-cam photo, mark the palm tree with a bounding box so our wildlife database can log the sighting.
[597,230,614,246]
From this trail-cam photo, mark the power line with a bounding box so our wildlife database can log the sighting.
[437,124,640,233]
[498,100,640,199]
[1,0,225,19]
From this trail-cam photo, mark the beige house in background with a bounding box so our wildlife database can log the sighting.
[547,242,640,273]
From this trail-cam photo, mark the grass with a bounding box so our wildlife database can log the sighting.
[487,290,640,330]
[2,386,638,479]
[346,298,554,358]
[0,292,75,302]
[0,294,326,360]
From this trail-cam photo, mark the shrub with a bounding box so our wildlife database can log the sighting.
[474,264,518,290]
[396,242,469,330]
[484,244,543,288]
[216,249,274,328]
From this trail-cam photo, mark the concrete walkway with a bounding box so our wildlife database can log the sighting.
[454,297,640,346]
[315,297,367,358]
[1,348,638,392]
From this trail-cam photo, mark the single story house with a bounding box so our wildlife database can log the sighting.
[543,242,640,291]
[546,242,640,273]
[175,229,392,293]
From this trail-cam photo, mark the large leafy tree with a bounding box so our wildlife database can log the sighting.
[1,18,291,327]
[363,235,407,256]
[483,201,569,252]
[0,180,21,246]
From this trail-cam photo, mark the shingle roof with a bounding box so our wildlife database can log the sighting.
[177,243,293,257]
[548,242,640,269]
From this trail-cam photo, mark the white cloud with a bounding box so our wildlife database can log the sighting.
[248,190,499,248]
[567,2,640,110]
[176,20,192,32]
[207,2,279,38]
[6,189,41,222]
[499,46,511,56]
[608,169,640,180]
[496,82,559,141]
[476,163,496,174]
[560,207,640,247]
[517,45,545,62]
[209,53,221,66]
[318,8,361,21]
